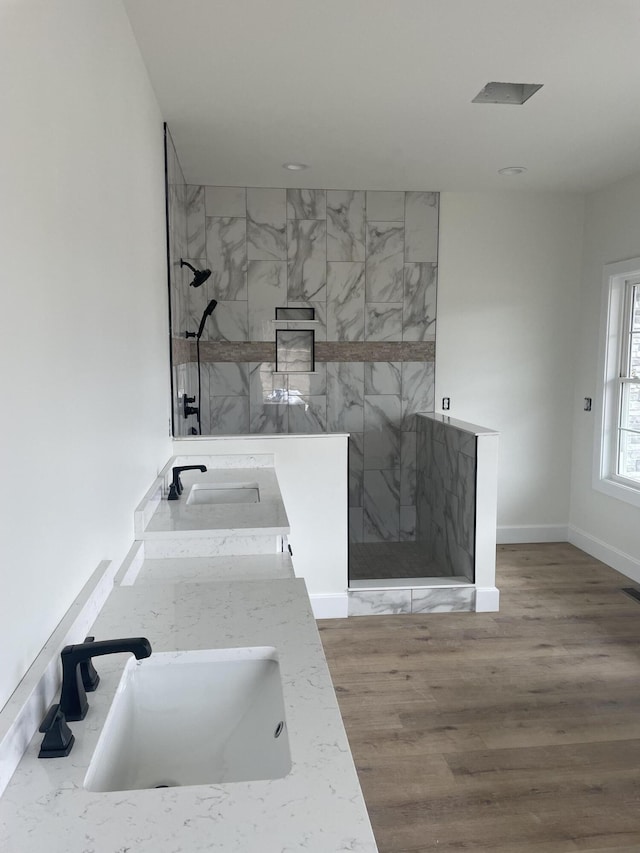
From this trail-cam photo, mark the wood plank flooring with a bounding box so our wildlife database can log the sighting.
[317,543,640,853]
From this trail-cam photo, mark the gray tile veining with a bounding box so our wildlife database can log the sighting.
[288,362,327,396]
[204,362,249,397]
[287,189,326,220]
[348,588,411,615]
[411,587,474,613]
[204,300,248,342]
[365,222,404,302]
[400,430,417,506]
[276,329,314,372]
[401,361,435,429]
[349,506,364,544]
[363,469,400,542]
[348,431,364,508]
[415,415,477,582]
[364,361,401,395]
[287,395,327,434]
[400,505,417,542]
[185,185,206,258]
[364,395,401,470]
[209,395,250,434]
[205,216,247,299]
[403,262,437,341]
[247,188,286,260]
[288,299,327,342]
[327,190,365,261]
[247,259,287,341]
[326,262,365,341]
[365,302,403,341]
[327,362,364,432]
[287,220,327,301]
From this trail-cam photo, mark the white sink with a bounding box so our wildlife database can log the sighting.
[84,647,290,792]
[186,482,260,505]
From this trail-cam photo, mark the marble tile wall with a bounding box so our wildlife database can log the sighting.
[172,183,438,543]
[165,128,196,436]
[348,586,475,616]
[416,416,476,580]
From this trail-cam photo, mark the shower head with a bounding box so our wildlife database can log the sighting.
[180,259,212,288]
[196,298,218,340]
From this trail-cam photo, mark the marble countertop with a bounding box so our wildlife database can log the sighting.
[0,579,377,852]
[145,467,290,537]
[131,553,296,585]
[417,412,499,436]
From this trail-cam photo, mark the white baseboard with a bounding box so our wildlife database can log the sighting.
[309,593,349,619]
[568,525,640,584]
[497,524,569,544]
[475,586,500,612]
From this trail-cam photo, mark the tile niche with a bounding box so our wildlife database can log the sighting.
[169,183,438,545]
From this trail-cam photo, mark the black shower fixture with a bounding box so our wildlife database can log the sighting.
[183,298,219,436]
[180,259,212,288]
[196,299,218,339]
[185,299,218,342]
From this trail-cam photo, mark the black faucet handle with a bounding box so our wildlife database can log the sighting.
[60,637,152,721]
[80,636,100,692]
[171,464,208,496]
[38,704,75,758]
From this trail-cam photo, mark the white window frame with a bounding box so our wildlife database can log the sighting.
[594,257,640,508]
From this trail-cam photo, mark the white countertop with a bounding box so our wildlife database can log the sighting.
[0,579,377,853]
[145,467,290,538]
[132,553,295,585]
[416,412,499,436]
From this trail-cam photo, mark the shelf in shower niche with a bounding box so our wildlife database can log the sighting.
[274,307,315,322]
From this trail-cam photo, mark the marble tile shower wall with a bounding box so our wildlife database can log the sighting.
[165,130,194,437]
[416,416,476,579]
[182,186,438,543]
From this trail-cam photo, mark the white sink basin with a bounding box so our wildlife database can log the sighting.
[84,647,290,792]
[186,482,260,505]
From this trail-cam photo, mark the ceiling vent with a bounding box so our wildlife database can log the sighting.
[472,82,543,105]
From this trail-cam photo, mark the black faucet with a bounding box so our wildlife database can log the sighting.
[60,637,152,721]
[168,464,207,500]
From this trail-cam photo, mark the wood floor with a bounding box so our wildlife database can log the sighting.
[317,543,640,853]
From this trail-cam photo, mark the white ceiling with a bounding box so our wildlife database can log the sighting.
[123,0,640,192]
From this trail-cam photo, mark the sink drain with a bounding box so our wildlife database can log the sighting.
[274,721,285,738]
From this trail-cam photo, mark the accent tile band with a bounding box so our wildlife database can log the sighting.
[172,339,435,364]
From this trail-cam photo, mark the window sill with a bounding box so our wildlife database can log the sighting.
[593,475,640,509]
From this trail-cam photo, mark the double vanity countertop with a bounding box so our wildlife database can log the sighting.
[0,458,378,852]
[0,579,377,852]
[144,467,290,538]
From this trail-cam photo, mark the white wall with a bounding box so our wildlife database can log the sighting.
[568,173,640,578]
[437,192,585,536]
[173,435,349,615]
[0,1,172,711]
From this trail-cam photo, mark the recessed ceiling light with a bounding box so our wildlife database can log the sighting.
[282,162,309,171]
[498,166,527,176]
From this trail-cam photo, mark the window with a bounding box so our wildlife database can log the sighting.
[595,258,640,506]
